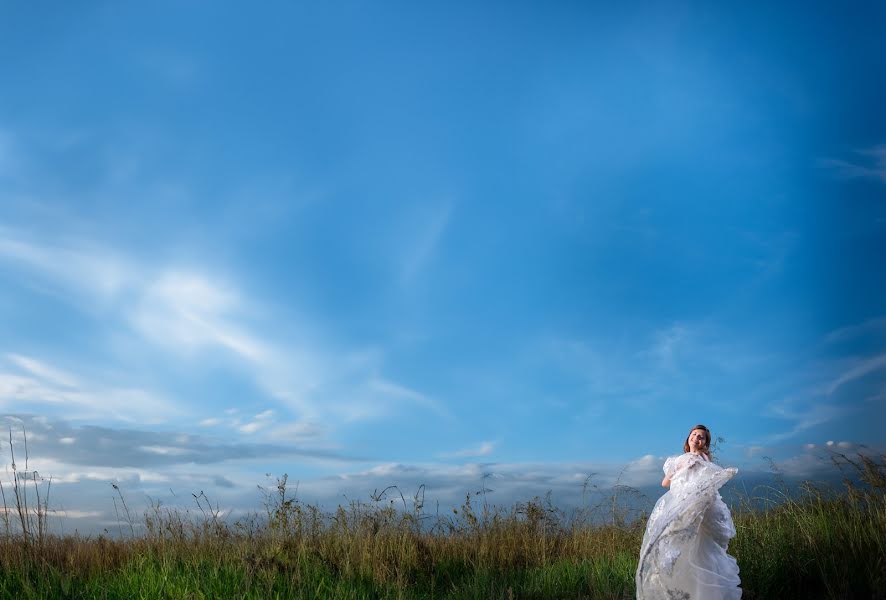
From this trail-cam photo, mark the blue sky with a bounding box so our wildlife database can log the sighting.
[1,1,884,531]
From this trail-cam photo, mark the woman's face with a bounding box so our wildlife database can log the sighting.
[688,429,708,451]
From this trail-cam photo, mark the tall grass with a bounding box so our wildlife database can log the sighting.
[0,439,883,598]
[1,428,52,548]
[730,453,886,599]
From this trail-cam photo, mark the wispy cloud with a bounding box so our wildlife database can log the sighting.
[0,230,130,299]
[647,324,687,368]
[264,420,324,443]
[238,409,276,434]
[820,145,886,184]
[765,400,845,443]
[825,354,886,396]
[6,354,80,388]
[824,317,886,345]
[197,413,325,446]
[534,323,719,412]
[364,378,451,420]
[0,230,441,426]
[541,337,655,404]
[0,355,181,424]
[400,201,452,283]
[440,441,496,459]
[760,340,883,444]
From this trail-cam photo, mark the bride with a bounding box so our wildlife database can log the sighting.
[635,425,742,599]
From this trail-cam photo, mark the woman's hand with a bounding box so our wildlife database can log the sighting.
[661,476,671,488]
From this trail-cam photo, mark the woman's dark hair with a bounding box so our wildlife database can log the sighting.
[683,424,712,459]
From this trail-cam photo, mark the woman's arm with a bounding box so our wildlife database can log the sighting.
[661,476,671,488]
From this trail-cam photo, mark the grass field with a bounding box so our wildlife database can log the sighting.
[0,453,883,599]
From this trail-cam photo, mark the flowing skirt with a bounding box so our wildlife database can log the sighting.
[636,464,741,599]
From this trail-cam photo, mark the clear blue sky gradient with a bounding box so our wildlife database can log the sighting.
[0,1,884,528]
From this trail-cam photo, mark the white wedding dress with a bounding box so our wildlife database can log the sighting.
[636,452,742,599]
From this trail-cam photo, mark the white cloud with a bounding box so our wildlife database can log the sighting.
[138,445,190,456]
[198,418,222,427]
[265,420,323,443]
[238,421,264,434]
[8,457,172,486]
[52,510,103,519]
[772,452,837,479]
[238,409,277,434]
[442,441,496,458]
[129,271,267,361]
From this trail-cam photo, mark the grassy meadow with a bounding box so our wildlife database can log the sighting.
[0,453,883,599]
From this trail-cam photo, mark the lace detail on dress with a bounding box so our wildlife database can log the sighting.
[636,454,742,599]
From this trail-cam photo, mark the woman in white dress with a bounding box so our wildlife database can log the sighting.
[635,425,742,599]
